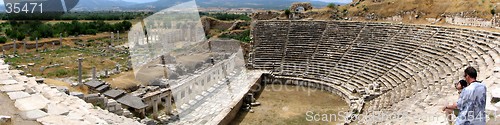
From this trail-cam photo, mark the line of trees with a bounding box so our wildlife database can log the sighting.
[199,12,251,21]
[219,30,251,42]
[4,20,132,41]
[0,12,153,20]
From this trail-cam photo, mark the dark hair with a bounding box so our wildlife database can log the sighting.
[459,80,468,88]
[464,67,477,79]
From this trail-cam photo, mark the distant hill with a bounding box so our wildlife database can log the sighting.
[0,0,348,12]
[128,0,347,11]
[0,0,136,12]
[341,0,499,19]
[71,0,137,11]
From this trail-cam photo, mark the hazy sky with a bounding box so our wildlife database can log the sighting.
[122,0,353,4]
[0,0,353,4]
[315,0,352,3]
[121,0,157,3]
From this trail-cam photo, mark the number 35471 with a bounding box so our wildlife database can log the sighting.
[5,3,43,14]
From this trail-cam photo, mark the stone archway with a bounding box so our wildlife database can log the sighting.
[290,2,313,12]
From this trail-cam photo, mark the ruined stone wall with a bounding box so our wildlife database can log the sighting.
[250,11,281,20]
[445,16,494,28]
[0,40,61,52]
[201,17,234,33]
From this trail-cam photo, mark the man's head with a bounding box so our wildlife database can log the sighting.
[463,66,477,84]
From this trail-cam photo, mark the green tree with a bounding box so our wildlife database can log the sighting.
[285,9,291,17]
[0,36,7,44]
[327,3,337,9]
[16,32,26,41]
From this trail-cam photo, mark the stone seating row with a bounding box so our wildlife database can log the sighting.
[252,21,500,113]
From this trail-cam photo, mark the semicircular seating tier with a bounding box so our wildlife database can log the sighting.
[250,20,500,124]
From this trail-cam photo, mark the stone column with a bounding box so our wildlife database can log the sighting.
[2,45,5,57]
[117,31,120,40]
[59,33,62,49]
[105,70,109,78]
[13,40,16,54]
[165,91,172,115]
[139,109,146,119]
[153,95,159,118]
[23,40,26,53]
[92,67,96,80]
[111,32,114,46]
[115,64,120,72]
[35,37,38,52]
[127,59,132,70]
[161,55,168,79]
[78,58,83,84]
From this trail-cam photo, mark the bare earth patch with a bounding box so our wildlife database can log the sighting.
[105,71,142,89]
[44,78,89,94]
[231,84,349,125]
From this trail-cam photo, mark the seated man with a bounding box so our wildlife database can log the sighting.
[443,67,487,125]
[443,80,468,125]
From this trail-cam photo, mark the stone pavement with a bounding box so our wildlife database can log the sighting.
[171,69,266,124]
[0,58,143,125]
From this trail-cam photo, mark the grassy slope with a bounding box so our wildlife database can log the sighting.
[341,0,500,19]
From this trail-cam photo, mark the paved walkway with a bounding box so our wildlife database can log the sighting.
[172,69,266,124]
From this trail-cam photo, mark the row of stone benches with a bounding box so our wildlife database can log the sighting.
[365,28,500,114]
[254,20,500,98]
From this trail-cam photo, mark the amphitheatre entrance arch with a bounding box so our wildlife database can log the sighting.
[290,2,313,12]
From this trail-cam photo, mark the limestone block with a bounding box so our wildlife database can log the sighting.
[0,79,17,85]
[494,67,500,73]
[492,87,500,100]
[0,74,12,80]
[25,87,36,94]
[486,104,498,115]
[83,114,108,124]
[14,76,28,83]
[66,111,85,121]
[6,91,30,100]
[0,116,11,124]
[47,103,70,115]
[0,84,25,92]
[36,115,87,125]
[0,65,9,70]
[20,110,48,120]
[15,94,49,111]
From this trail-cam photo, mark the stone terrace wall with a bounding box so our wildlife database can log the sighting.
[170,48,243,110]
[0,41,61,52]
[445,16,494,28]
[0,58,142,125]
